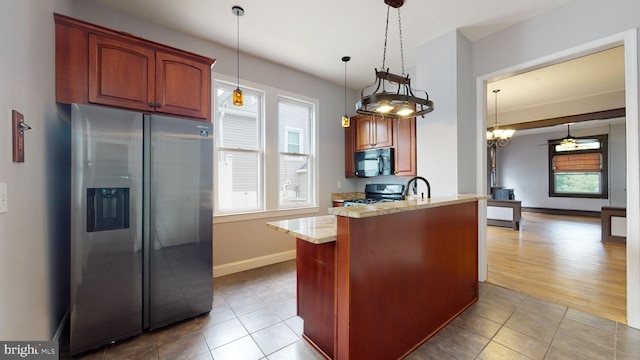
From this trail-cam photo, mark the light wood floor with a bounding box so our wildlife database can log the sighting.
[486,212,627,323]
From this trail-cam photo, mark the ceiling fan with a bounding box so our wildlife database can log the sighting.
[546,123,594,149]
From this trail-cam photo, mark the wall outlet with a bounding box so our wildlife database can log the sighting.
[337,180,342,189]
[0,183,7,213]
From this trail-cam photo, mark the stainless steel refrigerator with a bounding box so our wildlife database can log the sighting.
[70,103,213,355]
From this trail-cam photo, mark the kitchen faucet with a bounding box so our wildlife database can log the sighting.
[403,176,431,199]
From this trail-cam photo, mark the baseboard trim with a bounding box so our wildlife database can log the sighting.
[522,207,600,218]
[213,250,296,278]
[53,308,69,342]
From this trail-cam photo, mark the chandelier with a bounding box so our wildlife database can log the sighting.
[356,0,434,119]
[486,89,515,147]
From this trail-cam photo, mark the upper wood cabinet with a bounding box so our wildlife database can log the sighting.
[345,115,416,178]
[344,122,357,178]
[354,115,393,151]
[88,34,155,112]
[55,13,215,122]
[393,117,417,177]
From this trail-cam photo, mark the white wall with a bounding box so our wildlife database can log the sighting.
[415,30,461,197]
[0,0,73,341]
[610,122,628,207]
[497,123,626,211]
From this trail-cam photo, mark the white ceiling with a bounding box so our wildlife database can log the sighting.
[86,0,625,131]
[86,0,573,89]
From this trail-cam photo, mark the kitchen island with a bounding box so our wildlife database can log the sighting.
[267,194,488,360]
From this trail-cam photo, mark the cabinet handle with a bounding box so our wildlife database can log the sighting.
[149,102,154,107]
[156,103,161,108]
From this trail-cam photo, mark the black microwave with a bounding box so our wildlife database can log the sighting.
[354,148,394,177]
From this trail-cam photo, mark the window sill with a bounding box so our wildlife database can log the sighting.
[214,206,321,224]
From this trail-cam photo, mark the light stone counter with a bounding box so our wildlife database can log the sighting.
[266,215,337,244]
[328,194,490,218]
[267,195,490,244]
[330,192,365,201]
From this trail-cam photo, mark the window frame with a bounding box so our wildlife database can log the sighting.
[212,74,320,222]
[213,81,265,214]
[278,97,315,209]
[548,134,609,199]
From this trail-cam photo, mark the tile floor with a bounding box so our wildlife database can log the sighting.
[63,260,640,359]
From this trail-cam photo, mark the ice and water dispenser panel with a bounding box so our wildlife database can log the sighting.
[86,187,130,232]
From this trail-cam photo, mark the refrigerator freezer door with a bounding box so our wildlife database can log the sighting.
[70,104,144,354]
[145,115,213,329]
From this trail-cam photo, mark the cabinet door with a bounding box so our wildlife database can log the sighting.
[373,117,393,148]
[345,122,357,178]
[89,34,155,111]
[355,115,393,150]
[155,52,210,120]
[393,117,417,177]
[355,116,374,151]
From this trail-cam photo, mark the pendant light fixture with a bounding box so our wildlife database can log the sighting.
[356,0,434,119]
[486,89,515,147]
[232,5,244,106]
[342,56,351,127]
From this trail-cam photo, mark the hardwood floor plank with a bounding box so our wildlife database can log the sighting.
[487,212,627,323]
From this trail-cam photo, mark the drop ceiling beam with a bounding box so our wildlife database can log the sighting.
[487,108,625,132]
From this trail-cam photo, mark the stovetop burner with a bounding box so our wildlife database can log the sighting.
[342,184,405,206]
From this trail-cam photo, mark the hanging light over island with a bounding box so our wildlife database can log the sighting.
[356,0,434,119]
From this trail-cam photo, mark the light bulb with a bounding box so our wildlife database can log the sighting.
[376,103,393,113]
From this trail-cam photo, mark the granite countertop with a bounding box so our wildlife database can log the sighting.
[331,192,365,201]
[267,215,337,244]
[328,194,491,219]
[267,195,490,244]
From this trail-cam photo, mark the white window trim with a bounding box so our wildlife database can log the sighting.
[212,72,320,221]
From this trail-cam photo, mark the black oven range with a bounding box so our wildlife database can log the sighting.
[343,183,405,206]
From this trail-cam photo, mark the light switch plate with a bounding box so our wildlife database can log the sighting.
[0,183,7,213]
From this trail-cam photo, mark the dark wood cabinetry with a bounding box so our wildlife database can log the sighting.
[296,202,480,359]
[88,34,155,112]
[354,115,393,150]
[344,122,356,178]
[345,115,416,178]
[55,13,215,122]
[393,117,417,177]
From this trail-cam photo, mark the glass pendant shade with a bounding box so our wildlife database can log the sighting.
[232,87,243,106]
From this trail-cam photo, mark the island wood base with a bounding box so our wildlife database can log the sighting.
[296,201,479,360]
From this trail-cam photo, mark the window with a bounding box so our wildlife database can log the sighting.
[548,135,608,198]
[213,78,318,216]
[214,83,263,213]
[285,127,302,153]
[279,98,313,207]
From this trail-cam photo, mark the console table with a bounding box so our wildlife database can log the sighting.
[487,199,521,230]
